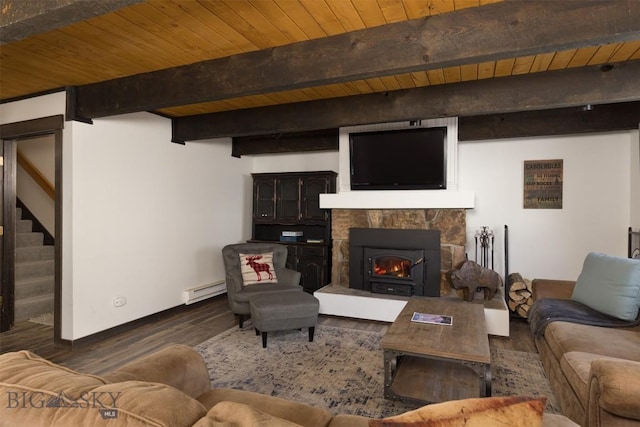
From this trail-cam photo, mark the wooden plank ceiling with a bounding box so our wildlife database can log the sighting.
[1,0,639,140]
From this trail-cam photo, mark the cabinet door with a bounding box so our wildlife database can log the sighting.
[301,176,330,221]
[298,246,327,293]
[254,178,276,221]
[277,177,300,220]
[284,245,298,271]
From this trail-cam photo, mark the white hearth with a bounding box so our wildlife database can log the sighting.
[314,285,510,337]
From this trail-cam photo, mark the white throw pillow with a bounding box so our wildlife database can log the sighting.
[239,252,278,286]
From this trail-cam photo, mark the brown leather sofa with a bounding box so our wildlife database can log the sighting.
[532,279,640,427]
[0,344,577,426]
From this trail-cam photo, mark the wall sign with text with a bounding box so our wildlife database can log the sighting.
[523,159,563,209]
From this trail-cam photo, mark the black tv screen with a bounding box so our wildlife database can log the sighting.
[349,127,447,190]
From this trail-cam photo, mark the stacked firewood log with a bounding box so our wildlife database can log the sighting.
[507,273,533,318]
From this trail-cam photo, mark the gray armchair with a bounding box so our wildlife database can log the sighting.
[222,243,302,328]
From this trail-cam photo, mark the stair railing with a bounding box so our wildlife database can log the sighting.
[17,149,55,199]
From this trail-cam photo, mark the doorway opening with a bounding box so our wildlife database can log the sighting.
[1,115,63,345]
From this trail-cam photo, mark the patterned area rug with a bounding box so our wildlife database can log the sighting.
[195,322,560,418]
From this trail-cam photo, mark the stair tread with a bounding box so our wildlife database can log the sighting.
[15,259,55,281]
[17,220,33,233]
[15,276,54,299]
[16,259,55,267]
[16,246,55,262]
[16,232,45,248]
[15,294,54,321]
[16,293,53,302]
[16,244,53,249]
[14,207,55,321]
[16,275,55,285]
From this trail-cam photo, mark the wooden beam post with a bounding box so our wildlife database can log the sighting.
[231,129,338,158]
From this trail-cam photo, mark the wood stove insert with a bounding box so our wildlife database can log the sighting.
[349,228,441,297]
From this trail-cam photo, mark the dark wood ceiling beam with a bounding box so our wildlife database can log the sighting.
[0,0,144,45]
[232,129,338,158]
[74,1,640,119]
[172,60,640,142]
[459,101,640,141]
[221,102,640,155]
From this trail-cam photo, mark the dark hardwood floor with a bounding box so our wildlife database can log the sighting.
[0,295,536,375]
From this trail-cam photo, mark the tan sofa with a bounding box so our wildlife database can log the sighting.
[0,344,577,426]
[532,279,640,427]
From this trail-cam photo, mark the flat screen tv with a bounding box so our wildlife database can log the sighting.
[349,127,447,190]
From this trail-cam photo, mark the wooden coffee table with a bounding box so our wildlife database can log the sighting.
[380,297,491,405]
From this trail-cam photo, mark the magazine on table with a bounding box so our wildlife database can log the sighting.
[411,312,453,326]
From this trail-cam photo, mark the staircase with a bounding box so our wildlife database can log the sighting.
[15,207,55,321]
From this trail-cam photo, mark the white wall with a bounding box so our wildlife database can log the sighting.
[459,131,635,281]
[68,113,252,338]
[0,91,66,123]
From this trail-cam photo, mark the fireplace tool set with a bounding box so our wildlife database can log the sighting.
[474,226,495,270]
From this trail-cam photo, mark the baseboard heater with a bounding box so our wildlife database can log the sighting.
[183,280,226,305]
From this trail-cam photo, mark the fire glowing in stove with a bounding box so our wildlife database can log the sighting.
[373,256,412,278]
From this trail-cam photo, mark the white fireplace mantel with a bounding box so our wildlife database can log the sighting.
[319,190,475,209]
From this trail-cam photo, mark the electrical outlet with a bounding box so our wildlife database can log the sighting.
[113,296,127,307]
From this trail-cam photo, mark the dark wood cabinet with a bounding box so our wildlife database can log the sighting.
[300,176,332,221]
[253,178,277,220]
[285,245,328,293]
[298,246,327,293]
[276,176,300,220]
[251,171,336,293]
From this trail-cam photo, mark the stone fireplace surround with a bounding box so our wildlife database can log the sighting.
[331,208,468,296]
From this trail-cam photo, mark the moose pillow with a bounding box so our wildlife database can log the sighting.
[239,252,279,286]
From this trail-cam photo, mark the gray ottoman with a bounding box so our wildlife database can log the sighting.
[249,292,319,348]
